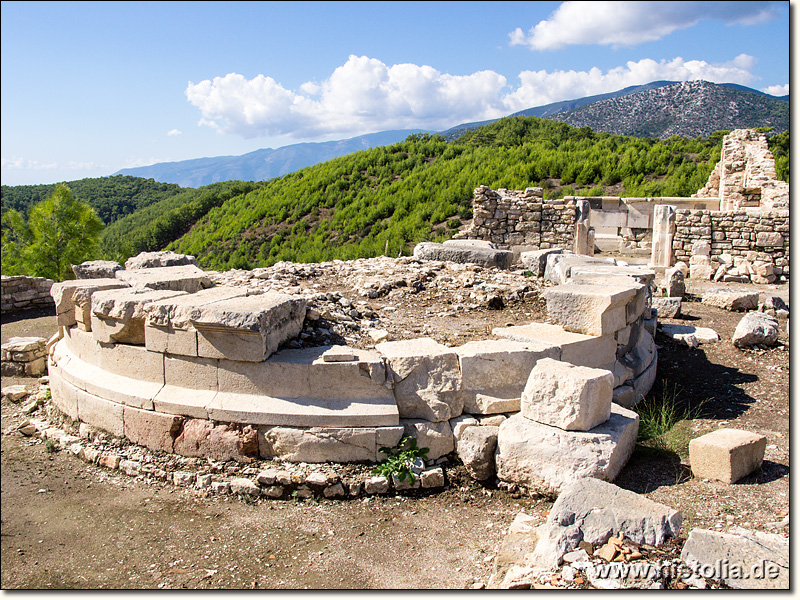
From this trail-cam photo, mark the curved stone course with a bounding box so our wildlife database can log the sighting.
[48,252,657,491]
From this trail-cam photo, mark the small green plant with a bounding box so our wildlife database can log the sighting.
[45,389,51,402]
[636,382,703,455]
[44,438,56,453]
[372,436,429,484]
[522,270,535,278]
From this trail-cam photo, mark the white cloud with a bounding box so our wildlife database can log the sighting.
[1,156,61,170]
[510,1,780,51]
[186,54,760,139]
[762,84,789,96]
[167,129,182,136]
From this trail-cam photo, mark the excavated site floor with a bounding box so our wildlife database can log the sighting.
[0,259,790,589]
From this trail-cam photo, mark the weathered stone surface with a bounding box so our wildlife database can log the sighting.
[456,425,499,480]
[689,428,767,484]
[124,251,199,270]
[732,312,779,348]
[690,264,714,280]
[651,296,681,318]
[544,254,616,286]
[455,339,559,415]
[172,419,258,463]
[90,288,187,344]
[116,264,211,293]
[51,278,130,327]
[144,286,249,329]
[413,241,513,269]
[420,467,445,488]
[495,405,639,497]
[758,296,789,317]
[229,477,260,496]
[364,475,390,494]
[122,406,183,454]
[400,418,454,460]
[449,414,479,440]
[650,204,676,267]
[543,281,641,337]
[663,267,685,298]
[521,358,613,431]
[257,426,379,463]
[681,527,788,589]
[492,323,616,369]
[658,324,720,345]
[72,260,125,280]
[531,478,682,569]
[701,288,759,312]
[76,388,125,438]
[520,248,563,277]
[190,292,307,362]
[377,338,462,422]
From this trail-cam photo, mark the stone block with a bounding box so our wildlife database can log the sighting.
[455,339,559,415]
[456,425,499,481]
[400,418,455,460]
[420,467,445,488]
[48,366,79,420]
[123,405,183,453]
[76,388,124,437]
[144,324,198,356]
[659,324,720,345]
[51,278,129,327]
[701,288,759,312]
[495,404,640,497]
[62,326,103,366]
[364,476,390,495]
[543,281,641,337]
[144,286,249,329]
[72,260,124,280]
[519,248,563,278]
[521,358,613,431]
[689,428,767,484]
[99,342,164,384]
[377,338,462,422]
[492,323,616,369]
[116,264,210,293]
[651,296,681,318]
[192,293,306,362]
[124,251,198,270]
[413,241,514,269]
[258,426,378,463]
[732,312,779,348]
[173,419,259,463]
[91,288,187,345]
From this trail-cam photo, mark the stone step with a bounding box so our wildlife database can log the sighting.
[492,323,616,369]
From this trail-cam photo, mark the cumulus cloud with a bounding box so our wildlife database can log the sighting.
[167,129,182,136]
[186,54,760,140]
[762,84,789,96]
[1,156,60,170]
[510,1,780,50]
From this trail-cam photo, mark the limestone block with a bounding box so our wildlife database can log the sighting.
[420,467,445,488]
[456,425,499,481]
[153,355,218,418]
[659,324,720,345]
[91,288,187,345]
[144,286,249,329]
[732,312,779,348]
[612,384,634,409]
[258,426,378,463]
[124,251,198,270]
[651,296,681,318]
[755,232,784,248]
[495,405,640,497]
[618,329,656,380]
[521,358,613,431]
[650,204,676,268]
[531,478,682,569]
[98,342,164,384]
[364,476,390,495]
[116,264,210,293]
[519,248,562,277]
[413,241,513,269]
[173,419,258,463]
[627,350,657,406]
[51,278,130,326]
[191,293,306,362]
[663,267,685,298]
[689,428,767,484]
[377,338,462,422]
[144,324,198,356]
[76,387,125,437]
[450,414,479,440]
[48,365,79,420]
[63,326,103,366]
[625,203,651,229]
[123,405,183,453]
[492,323,616,369]
[455,339,559,415]
[701,288,759,312]
[543,281,640,336]
[681,528,788,589]
[400,418,454,460]
[72,260,124,280]
[589,209,626,229]
[544,254,615,286]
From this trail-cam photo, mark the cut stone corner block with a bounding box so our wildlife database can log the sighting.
[376,338,463,422]
[51,278,130,328]
[399,418,455,461]
[492,322,616,369]
[90,288,188,345]
[521,357,613,431]
[689,428,767,484]
[115,264,211,293]
[543,281,641,337]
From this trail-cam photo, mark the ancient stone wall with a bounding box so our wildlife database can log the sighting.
[459,185,576,250]
[674,209,789,282]
[1,275,55,314]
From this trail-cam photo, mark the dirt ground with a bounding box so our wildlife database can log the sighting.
[0,272,790,590]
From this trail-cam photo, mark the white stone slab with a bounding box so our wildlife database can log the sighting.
[492,323,616,369]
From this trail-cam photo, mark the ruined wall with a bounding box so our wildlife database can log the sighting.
[694,129,789,211]
[673,209,789,282]
[1,275,55,314]
[459,185,576,250]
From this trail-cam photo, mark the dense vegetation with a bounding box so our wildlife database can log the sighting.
[168,118,744,270]
[0,175,183,225]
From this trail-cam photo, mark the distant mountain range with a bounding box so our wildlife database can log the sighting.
[115,80,788,187]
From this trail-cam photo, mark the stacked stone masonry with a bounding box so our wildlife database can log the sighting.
[1,275,55,314]
[47,254,654,488]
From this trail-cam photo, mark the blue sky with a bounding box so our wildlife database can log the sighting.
[1,0,791,186]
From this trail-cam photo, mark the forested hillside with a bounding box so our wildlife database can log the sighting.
[0,175,184,225]
[167,118,757,270]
